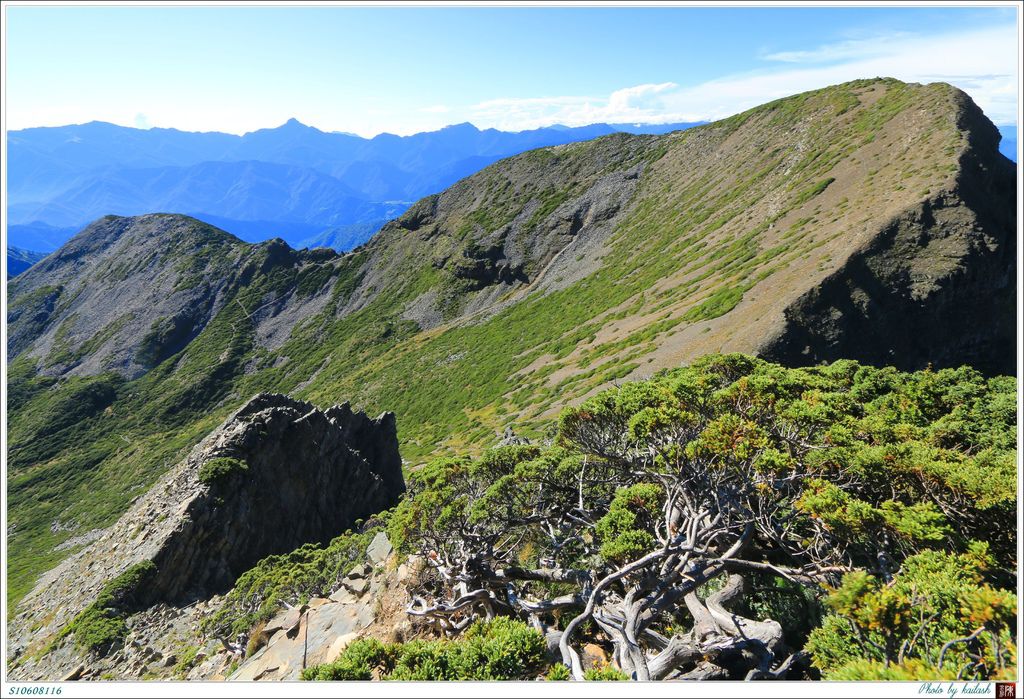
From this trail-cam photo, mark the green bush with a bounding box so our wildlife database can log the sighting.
[584,666,630,680]
[197,456,249,486]
[302,638,388,680]
[63,561,157,655]
[682,285,746,321]
[68,607,128,655]
[806,547,1016,681]
[546,663,572,680]
[203,525,380,638]
[794,177,835,205]
[173,644,202,679]
[302,618,547,681]
[595,483,661,563]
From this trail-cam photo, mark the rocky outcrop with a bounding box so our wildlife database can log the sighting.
[10,532,417,683]
[368,144,646,326]
[226,532,417,682]
[8,393,404,679]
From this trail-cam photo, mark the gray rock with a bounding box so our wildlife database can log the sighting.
[346,562,372,579]
[329,588,358,605]
[61,665,85,682]
[231,602,370,681]
[366,532,393,565]
[498,426,530,446]
[342,577,369,595]
[264,606,306,638]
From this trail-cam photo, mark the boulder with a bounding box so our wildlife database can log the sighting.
[366,532,393,566]
[346,562,372,580]
[341,577,369,596]
[264,605,307,638]
[581,643,609,670]
[329,588,358,605]
[231,601,375,681]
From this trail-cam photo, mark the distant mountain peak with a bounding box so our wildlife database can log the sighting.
[441,122,480,132]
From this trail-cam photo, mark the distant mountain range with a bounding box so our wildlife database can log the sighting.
[6,246,46,277]
[7,119,703,253]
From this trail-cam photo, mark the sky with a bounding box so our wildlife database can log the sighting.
[3,3,1020,137]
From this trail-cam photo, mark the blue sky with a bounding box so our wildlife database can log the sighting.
[4,4,1019,136]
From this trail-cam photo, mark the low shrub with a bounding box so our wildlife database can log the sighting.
[198,456,249,486]
[63,561,157,654]
[583,665,630,681]
[302,617,546,681]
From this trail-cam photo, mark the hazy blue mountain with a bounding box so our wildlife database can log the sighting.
[6,222,80,252]
[6,246,47,278]
[9,119,703,204]
[998,125,1017,161]
[295,220,391,251]
[11,160,404,229]
[8,122,239,203]
[7,119,703,252]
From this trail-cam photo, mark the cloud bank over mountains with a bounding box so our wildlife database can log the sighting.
[461,24,1016,132]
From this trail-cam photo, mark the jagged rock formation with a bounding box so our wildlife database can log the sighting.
[8,394,404,679]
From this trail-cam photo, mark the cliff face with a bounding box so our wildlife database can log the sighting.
[8,393,404,677]
[760,95,1016,375]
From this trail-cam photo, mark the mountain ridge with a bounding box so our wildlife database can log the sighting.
[11,112,1012,255]
[6,78,1015,622]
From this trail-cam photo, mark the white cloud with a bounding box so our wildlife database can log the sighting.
[681,24,1017,124]
[607,82,678,112]
[469,83,690,131]
[762,32,915,64]
[467,23,1018,132]
[418,105,451,114]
